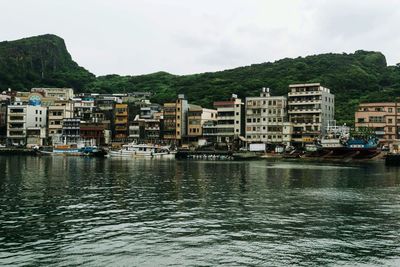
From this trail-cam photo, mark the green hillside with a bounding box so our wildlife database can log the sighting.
[0,34,95,90]
[2,34,400,125]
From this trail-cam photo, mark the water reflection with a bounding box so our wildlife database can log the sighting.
[0,156,400,266]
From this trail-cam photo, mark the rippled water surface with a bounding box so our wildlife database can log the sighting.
[1,156,400,266]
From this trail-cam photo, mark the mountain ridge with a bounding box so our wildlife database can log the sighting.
[1,34,400,124]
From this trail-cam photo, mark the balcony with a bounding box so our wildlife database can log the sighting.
[115,126,127,131]
[288,108,321,114]
[115,118,128,123]
[288,99,322,105]
[288,91,322,96]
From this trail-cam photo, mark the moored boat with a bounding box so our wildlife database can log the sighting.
[109,143,174,158]
[38,145,107,157]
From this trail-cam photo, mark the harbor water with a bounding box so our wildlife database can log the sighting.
[1,156,400,266]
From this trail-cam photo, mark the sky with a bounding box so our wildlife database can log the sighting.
[1,0,400,76]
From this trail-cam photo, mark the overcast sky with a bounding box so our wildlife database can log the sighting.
[2,0,400,76]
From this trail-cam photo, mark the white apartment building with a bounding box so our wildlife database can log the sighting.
[7,102,47,146]
[245,88,289,145]
[213,94,244,143]
[288,83,334,144]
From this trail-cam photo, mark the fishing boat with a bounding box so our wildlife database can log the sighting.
[39,144,82,156]
[346,137,379,151]
[39,145,107,157]
[109,143,174,158]
[231,151,261,160]
[320,122,350,150]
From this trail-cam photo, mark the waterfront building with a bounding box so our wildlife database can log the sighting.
[0,96,10,141]
[6,101,47,146]
[62,118,81,144]
[48,100,74,143]
[187,104,217,145]
[80,122,105,146]
[288,83,334,145]
[213,94,244,143]
[162,94,188,145]
[245,88,288,145]
[114,103,129,140]
[129,115,161,143]
[202,120,219,143]
[355,102,400,143]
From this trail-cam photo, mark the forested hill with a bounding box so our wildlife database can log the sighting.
[1,34,400,124]
[0,34,95,91]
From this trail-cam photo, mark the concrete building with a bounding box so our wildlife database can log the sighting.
[355,102,400,144]
[0,96,10,141]
[48,100,74,143]
[288,83,334,145]
[245,88,288,145]
[213,94,244,143]
[187,105,217,140]
[15,88,74,107]
[7,102,47,146]
[73,97,96,121]
[80,122,105,146]
[129,115,161,143]
[114,103,129,140]
[6,102,27,145]
[162,94,188,144]
[31,88,74,100]
[62,118,81,144]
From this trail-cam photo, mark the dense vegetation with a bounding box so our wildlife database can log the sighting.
[1,34,400,125]
[0,34,95,91]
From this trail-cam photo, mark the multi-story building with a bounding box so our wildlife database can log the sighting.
[0,95,10,141]
[140,104,161,119]
[162,94,188,144]
[114,103,129,140]
[62,118,81,144]
[202,120,219,143]
[31,88,74,100]
[80,122,105,146]
[355,102,400,143]
[213,94,244,143]
[7,103,27,146]
[73,97,96,121]
[129,115,161,143]
[288,83,334,145]
[245,88,288,145]
[187,104,217,141]
[7,102,47,146]
[48,100,74,143]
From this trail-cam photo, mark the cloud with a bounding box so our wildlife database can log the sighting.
[1,0,400,75]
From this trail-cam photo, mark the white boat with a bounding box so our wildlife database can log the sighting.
[109,143,175,158]
[320,121,350,149]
